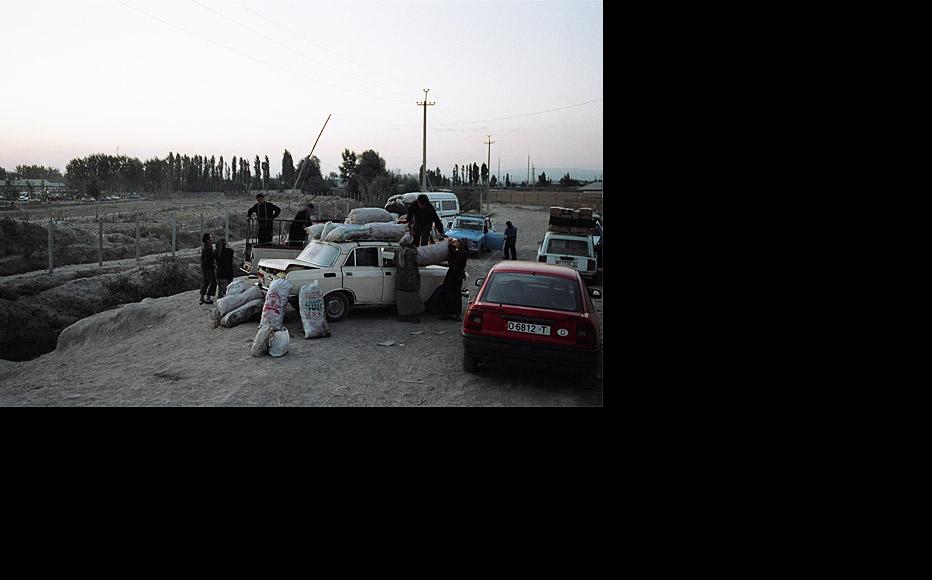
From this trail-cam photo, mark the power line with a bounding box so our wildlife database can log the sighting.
[114,1,408,105]
[228,0,417,93]
[189,0,411,102]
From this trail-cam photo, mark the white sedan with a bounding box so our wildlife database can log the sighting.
[256,239,454,321]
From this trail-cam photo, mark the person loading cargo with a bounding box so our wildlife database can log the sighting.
[288,202,315,247]
[247,193,281,244]
[406,193,445,247]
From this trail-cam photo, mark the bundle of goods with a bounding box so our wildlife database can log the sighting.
[324,224,371,242]
[345,207,394,225]
[305,223,327,240]
[299,280,331,339]
[547,207,597,234]
[416,241,450,266]
[367,222,407,241]
[220,298,263,328]
[209,285,263,328]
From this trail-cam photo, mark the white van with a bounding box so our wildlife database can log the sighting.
[386,191,460,221]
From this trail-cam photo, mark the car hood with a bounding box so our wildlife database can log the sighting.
[446,228,483,241]
[256,259,317,271]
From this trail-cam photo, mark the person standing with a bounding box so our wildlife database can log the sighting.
[288,202,315,247]
[395,231,424,323]
[439,238,468,320]
[406,193,445,247]
[503,220,517,260]
[199,233,217,304]
[214,237,235,298]
[247,194,281,244]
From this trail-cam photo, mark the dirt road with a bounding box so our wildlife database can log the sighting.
[0,203,604,406]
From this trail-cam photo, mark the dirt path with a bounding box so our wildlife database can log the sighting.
[0,203,604,406]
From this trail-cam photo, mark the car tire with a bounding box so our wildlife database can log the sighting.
[463,351,479,372]
[324,292,350,322]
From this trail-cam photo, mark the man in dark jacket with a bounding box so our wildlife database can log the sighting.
[199,233,217,304]
[214,237,235,297]
[406,194,445,247]
[288,202,315,247]
[247,194,281,244]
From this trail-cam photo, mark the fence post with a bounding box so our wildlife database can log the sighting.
[225,210,229,241]
[48,217,54,274]
[171,211,176,258]
[98,218,103,267]
[135,213,140,261]
[200,213,204,243]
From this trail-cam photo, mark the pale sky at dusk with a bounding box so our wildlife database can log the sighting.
[0,0,603,179]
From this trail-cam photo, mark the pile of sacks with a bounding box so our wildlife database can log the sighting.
[209,280,264,328]
[305,217,408,243]
[251,278,291,357]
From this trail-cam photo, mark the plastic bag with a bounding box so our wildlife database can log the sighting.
[260,278,292,328]
[299,281,331,339]
[268,328,290,357]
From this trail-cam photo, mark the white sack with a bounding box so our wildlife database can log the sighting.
[299,281,331,339]
[260,278,292,328]
[324,224,370,242]
[306,223,326,240]
[251,322,272,357]
[368,222,407,241]
[320,221,336,241]
[225,280,248,296]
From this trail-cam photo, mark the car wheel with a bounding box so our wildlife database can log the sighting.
[325,292,350,322]
[463,351,479,372]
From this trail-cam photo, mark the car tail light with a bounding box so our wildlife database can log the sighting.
[588,259,596,271]
[576,319,597,347]
[538,255,547,262]
[464,308,483,332]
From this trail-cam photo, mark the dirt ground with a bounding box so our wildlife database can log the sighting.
[0,203,604,406]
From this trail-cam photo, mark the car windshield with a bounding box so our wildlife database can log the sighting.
[481,272,582,312]
[295,241,340,267]
[546,238,591,257]
[454,219,483,231]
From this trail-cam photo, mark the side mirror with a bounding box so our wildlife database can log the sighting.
[588,288,602,299]
[475,278,484,287]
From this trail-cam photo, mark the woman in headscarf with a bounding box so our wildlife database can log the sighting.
[214,237,235,298]
[395,230,424,323]
[438,238,468,320]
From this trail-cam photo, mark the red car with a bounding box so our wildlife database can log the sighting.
[462,261,602,385]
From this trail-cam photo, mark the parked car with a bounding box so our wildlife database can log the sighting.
[462,261,602,385]
[444,213,505,254]
[256,239,454,321]
[536,231,598,281]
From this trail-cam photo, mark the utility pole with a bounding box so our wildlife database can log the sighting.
[417,89,435,191]
[527,155,530,185]
[484,135,495,213]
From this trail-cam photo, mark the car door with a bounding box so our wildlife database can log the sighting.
[380,246,398,303]
[342,247,382,304]
[484,218,505,251]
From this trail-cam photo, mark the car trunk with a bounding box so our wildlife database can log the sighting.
[468,302,588,349]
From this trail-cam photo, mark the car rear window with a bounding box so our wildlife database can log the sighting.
[481,272,581,312]
[546,238,590,257]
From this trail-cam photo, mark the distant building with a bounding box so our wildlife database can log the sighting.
[12,179,68,193]
[577,181,603,192]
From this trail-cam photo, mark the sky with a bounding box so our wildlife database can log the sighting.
[0,0,603,180]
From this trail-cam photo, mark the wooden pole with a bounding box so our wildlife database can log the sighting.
[98,218,103,267]
[135,213,140,261]
[48,217,54,274]
[171,211,176,258]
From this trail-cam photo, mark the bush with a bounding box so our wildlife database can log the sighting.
[140,257,196,297]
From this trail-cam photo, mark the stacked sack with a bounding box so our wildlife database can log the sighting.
[209,282,264,328]
[299,280,331,339]
[251,278,292,357]
[345,207,394,225]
